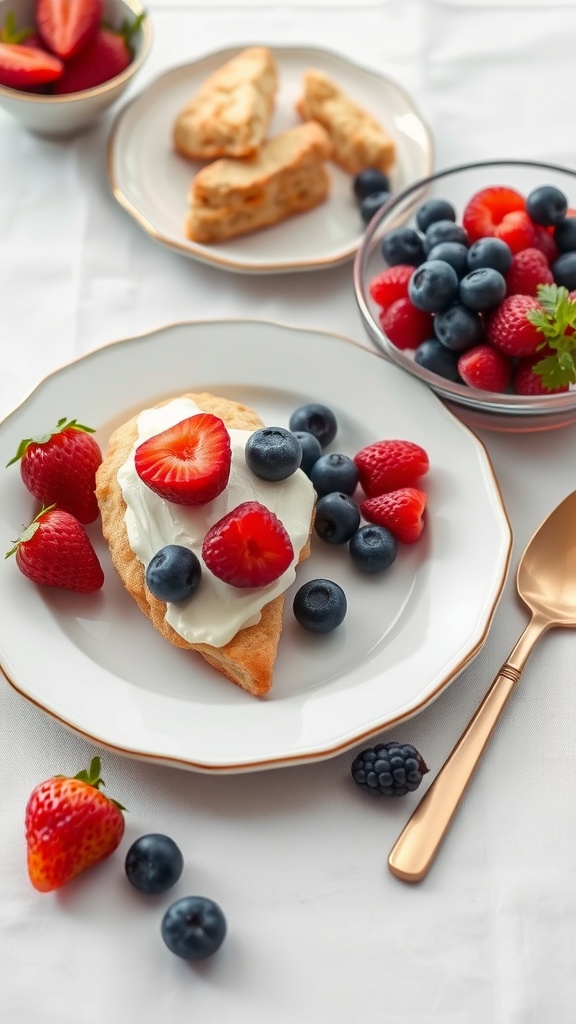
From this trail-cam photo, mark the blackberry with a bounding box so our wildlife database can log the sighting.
[351,741,429,797]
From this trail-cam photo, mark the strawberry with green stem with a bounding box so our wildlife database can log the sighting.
[526,283,576,390]
[6,504,104,593]
[25,756,126,892]
[53,11,146,94]
[0,11,63,89]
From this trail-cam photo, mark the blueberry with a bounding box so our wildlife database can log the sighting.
[414,339,461,381]
[554,216,576,253]
[408,259,459,312]
[314,492,361,544]
[415,198,456,232]
[526,185,568,226]
[360,191,391,225]
[292,431,322,475]
[466,237,513,275]
[309,453,359,498]
[353,168,391,200]
[434,303,483,352]
[424,220,468,254]
[125,834,184,895]
[161,896,227,961]
[349,525,397,573]
[145,545,202,603]
[293,578,347,633]
[288,403,337,448]
[426,241,469,278]
[245,426,302,482]
[552,251,576,290]
[459,267,507,311]
[381,226,425,267]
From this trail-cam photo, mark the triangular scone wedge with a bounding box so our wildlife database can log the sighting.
[173,46,278,160]
[295,68,396,176]
[95,393,313,697]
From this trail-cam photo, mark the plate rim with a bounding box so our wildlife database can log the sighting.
[0,318,512,773]
[106,43,435,275]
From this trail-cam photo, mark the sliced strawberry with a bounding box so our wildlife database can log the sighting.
[494,210,538,254]
[354,439,429,498]
[369,265,414,309]
[0,40,63,88]
[134,414,232,506]
[7,506,104,593]
[52,17,143,94]
[360,488,427,544]
[35,0,103,60]
[462,186,526,243]
[202,501,294,588]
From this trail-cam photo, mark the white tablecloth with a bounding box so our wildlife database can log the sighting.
[2,2,576,1020]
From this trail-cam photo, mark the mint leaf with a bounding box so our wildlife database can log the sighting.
[529,283,576,389]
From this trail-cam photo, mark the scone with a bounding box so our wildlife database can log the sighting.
[185,121,332,244]
[95,393,315,697]
[295,68,396,176]
[173,46,278,160]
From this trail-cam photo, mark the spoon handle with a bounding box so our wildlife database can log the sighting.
[388,615,548,883]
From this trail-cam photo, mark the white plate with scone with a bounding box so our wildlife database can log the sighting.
[0,320,511,772]
[107,45,433,274]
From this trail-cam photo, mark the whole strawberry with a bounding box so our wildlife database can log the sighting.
[354,438,429,498]
[486,294,544,357]
[7,416,102,523]
[25,756,125,892]
[505,247,553,297]
[6,505,104,593]
[360,487,427,544]
[457,344,512,393]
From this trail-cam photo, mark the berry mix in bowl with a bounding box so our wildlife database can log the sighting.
[353,160,576,432]
[0,0,152,136]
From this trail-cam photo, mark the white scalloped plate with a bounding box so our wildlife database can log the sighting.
[107,45,433,273]
[0,321,511,772]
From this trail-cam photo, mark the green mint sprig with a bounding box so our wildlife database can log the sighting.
[526,283,576,390]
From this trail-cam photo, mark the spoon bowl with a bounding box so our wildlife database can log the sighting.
[388,489,576,882]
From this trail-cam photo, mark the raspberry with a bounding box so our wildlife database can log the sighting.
[353,439,429,497]
[379,297,434,350]
[462,186,526,243]
[505,247,554,296]
[457,344,512,392]
[351,742,429,797]
[486,294,543,357]
[513,357,570,396]
[532,225,559,265]
[368,264,413,308]
[360,487,427,544]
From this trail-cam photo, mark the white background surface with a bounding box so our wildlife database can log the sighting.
[1,1,576,1020]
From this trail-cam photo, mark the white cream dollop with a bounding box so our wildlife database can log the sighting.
[117,397,315,647]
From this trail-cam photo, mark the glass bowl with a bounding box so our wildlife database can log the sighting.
[353,159,576,432]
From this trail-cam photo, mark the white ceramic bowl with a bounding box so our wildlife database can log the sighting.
[0,0,152,136]
[354,160,576,433]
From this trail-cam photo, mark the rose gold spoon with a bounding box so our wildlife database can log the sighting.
[388,488,576,883]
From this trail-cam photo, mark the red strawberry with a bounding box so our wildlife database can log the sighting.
[7,505,104,593]
[493,210,538,255]
[135,413,232,506]
[0,40,63,88]
[360,487,427,544]
[25,756,125,892]
[513,356,570,396]
[7,416,102,523]
[354,439,429,497]
[532,225,559,265]
[457,345,511,392]
[52,17,143,94]
[369,264,414,309]
[35,0,103,60]
[505,247,554,296]
[202,501,294,587]
[462,186,526,244]
[486,294,543,357]
[379,297,434,350]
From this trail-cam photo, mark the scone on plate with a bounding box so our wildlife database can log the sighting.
[184,121,332,244]
[173,46,278,160]
[295,68,396,176]
[95,393,315,697]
